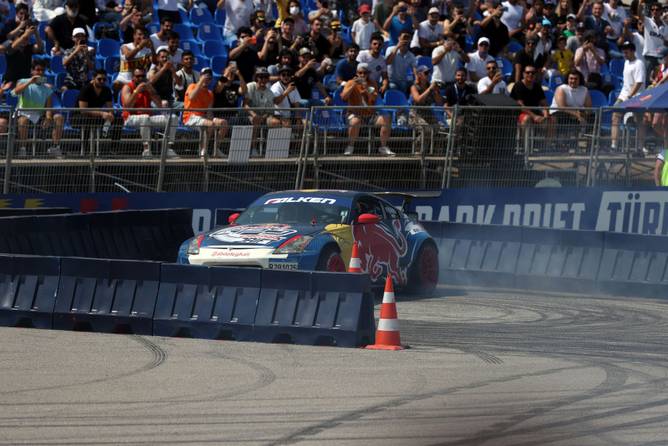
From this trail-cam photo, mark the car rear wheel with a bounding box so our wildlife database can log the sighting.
[316,245,346,272]
[407,242,439,295]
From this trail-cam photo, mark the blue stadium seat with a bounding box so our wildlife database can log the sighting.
[180,39,203,56]
[505,40,523,54]
[544,89,554,105]
[609,59,624,79]
[203,39,227,58]
[193,56,210,72]
[589,90,607,108]
[214,8,226,26]
[497,57,513,81]
[55,72,68,90]
[148,23,160,35]
[210,55,228,75]
[50,54,66,74]
[322,73,337,91]
[97,38,121,58]
[383,89,410,129]
[172,23,195,41]
[0,54,6,76]
[197,23,222,42]
[190,6,214,25]
[61,89,79,108]
[608,89,619,106]
[417,55,432,70]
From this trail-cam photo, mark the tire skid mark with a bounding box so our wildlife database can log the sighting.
[0,335,166,397]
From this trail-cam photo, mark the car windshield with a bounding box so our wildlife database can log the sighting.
[235,201,351,226]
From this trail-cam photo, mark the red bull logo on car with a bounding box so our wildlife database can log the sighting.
[352,219,408,284]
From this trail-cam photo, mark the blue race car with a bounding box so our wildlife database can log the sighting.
[177,190,439,293]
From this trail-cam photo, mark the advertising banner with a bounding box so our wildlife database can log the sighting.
[2,188,667,236]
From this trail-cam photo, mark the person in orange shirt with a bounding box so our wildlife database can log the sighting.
[184,67,229,158]
[340,63,394,156]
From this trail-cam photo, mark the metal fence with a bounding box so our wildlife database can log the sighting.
[0,105,661,193]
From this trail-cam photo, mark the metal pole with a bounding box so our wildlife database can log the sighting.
[442,105,458,189]
[3,113,15,194]
[156,108,174,192]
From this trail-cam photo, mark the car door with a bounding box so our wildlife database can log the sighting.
[351,196,409,284]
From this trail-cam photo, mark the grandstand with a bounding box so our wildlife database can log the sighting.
[0,0,664,192]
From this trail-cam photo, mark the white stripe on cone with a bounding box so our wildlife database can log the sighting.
[382,291,395,304]
[378,318,400,332]
[349,258,361,268]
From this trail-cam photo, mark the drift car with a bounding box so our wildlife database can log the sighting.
[177,190,439,293]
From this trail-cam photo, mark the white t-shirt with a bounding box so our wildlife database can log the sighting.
[477,76,507,94]
[431,46,461,83]
[417,20,444,45]
[465,51,494,80]
[356,50,387,83]
[619,58,646,101]
[603,3,628,39]
[501,1,524,33]
[549,84,588,113]
[224,0,254,37]
[642,16,668,58]
[351,18,376,50]
[271,81,302,117]
[150,33,169,51]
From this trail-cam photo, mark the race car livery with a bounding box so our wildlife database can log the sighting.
[177,190,439,292]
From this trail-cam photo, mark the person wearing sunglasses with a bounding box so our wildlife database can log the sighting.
[638,0,668,77]
[512,36,546,83]
[76,69,116,140]
[510,65,553,134]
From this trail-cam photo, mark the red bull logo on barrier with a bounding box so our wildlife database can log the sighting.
[352,219,408,284]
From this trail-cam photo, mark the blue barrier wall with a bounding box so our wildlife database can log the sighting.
[428,222,668,298]
[0,255,375,348]
[0,209,193,262]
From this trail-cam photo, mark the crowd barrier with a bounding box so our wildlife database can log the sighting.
[0,208,71,216]
[1,105,658,195]
[426,222,668,298]
[0,255,375,347]
[0,209,193,261]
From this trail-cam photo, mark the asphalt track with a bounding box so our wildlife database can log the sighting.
[1,286,667,446]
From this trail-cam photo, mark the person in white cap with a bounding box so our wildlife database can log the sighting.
[62,27,95,90]
[416,7,444,55]
[465,36,495,82]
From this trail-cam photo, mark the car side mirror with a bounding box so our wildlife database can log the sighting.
[228,212,240,224]
[357,213,381,224]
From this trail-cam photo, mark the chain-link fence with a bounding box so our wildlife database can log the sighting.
[0,105,660,193]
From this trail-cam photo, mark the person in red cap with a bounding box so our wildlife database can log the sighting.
[352,4,378,50]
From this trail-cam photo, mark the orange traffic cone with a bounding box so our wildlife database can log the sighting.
[349,241,362,273]
[366,275,404,351]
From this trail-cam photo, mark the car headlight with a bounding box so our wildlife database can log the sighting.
[187,235,205,255]
[273,235,313,254]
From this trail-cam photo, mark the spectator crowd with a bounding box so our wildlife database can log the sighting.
[0,0,666,158]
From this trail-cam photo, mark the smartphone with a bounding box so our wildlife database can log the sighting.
[229,61,237,68]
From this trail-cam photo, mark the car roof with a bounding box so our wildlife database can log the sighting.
[261,190,368,200]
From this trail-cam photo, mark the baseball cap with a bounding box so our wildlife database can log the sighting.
[428,6,440,15]
[254,66,269,76]
[278,64,293,73]
[298,47,312,55]
[71,27,86,37]
[416,65,431,73]
[567,13,576,20]
[357,62,370,72]
[478,36,490,45]
[359,4,371,14]
[200,67,213,75]
[156,45,169,53]
[621,40,636,50]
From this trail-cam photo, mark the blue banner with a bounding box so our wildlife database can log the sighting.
[2,188,668,236]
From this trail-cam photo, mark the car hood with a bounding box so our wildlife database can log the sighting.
[201,223,325,249]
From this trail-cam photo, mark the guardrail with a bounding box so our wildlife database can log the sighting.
[0,105,659,192]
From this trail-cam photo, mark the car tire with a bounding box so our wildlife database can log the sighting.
[406,241,439,295]
[316,245,346,272]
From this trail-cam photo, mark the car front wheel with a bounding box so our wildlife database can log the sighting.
[316,245,346,272]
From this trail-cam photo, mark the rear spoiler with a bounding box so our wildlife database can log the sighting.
[373,191,442,212]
